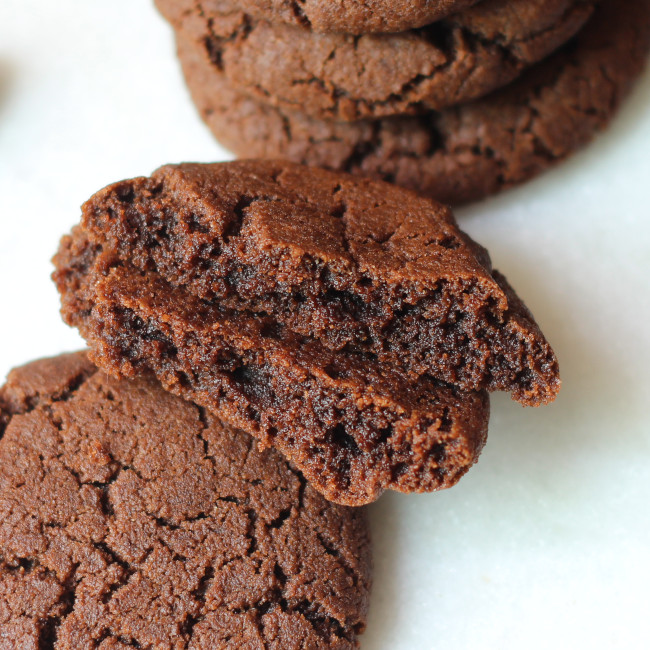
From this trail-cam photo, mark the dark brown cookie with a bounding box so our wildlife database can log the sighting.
[0,352,372,648]
[159,0,481,35]
[159,0,594,121]
[53,229,490,506]
[179,0,650,204]
[60,160,558,407]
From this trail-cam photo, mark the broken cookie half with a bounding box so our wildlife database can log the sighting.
[73,160,559,406]
[54,233,489,506]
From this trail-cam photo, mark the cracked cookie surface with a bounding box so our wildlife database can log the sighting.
[180,0,650,204]
[159,0,481,35]
[158,0,594,121]
[0,352,372,648]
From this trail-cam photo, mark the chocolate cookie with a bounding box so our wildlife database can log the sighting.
[159,0,594,121]
[56,160,558,405]
[160,0,481,35]
[0,352,372,648]
[180,0,650,204]
[54,228,490,506]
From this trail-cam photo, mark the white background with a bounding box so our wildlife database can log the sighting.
[1,2,649,648]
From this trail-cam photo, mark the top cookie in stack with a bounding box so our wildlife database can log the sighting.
[157,0,595,121]
[156,0,650,204]
[202,0,483,34]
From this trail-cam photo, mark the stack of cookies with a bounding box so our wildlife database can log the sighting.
[156,0,650,204]
[2,2,647,645]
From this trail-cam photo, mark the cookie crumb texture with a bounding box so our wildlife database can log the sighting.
[158,0,594,121]
[180,0,650,204]
[0,352,371,649]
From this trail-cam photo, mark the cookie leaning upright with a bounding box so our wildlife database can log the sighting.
[0,352,372,648]
[53,161,558,505]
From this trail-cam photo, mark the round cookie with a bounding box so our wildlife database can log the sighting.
[179,0,650,205]
[0,352,371,649]
[159,0,595,121]
[157,0,481,35]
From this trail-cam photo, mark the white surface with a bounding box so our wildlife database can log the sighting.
[1,2,649,648]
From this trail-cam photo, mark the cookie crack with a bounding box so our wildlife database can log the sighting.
[509,1,593,49]
[179,564,215,641]
[289,0,311,29]
[194,404,213,464]
[36,573,77,650]
[330,197,354,263]
[315,532,359,587]
[286,597,351,643]
[198,1,252,72]
[95,630,143,648]
[93,541,144,606]
[0,367,98,440]
[0,556,79,650]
